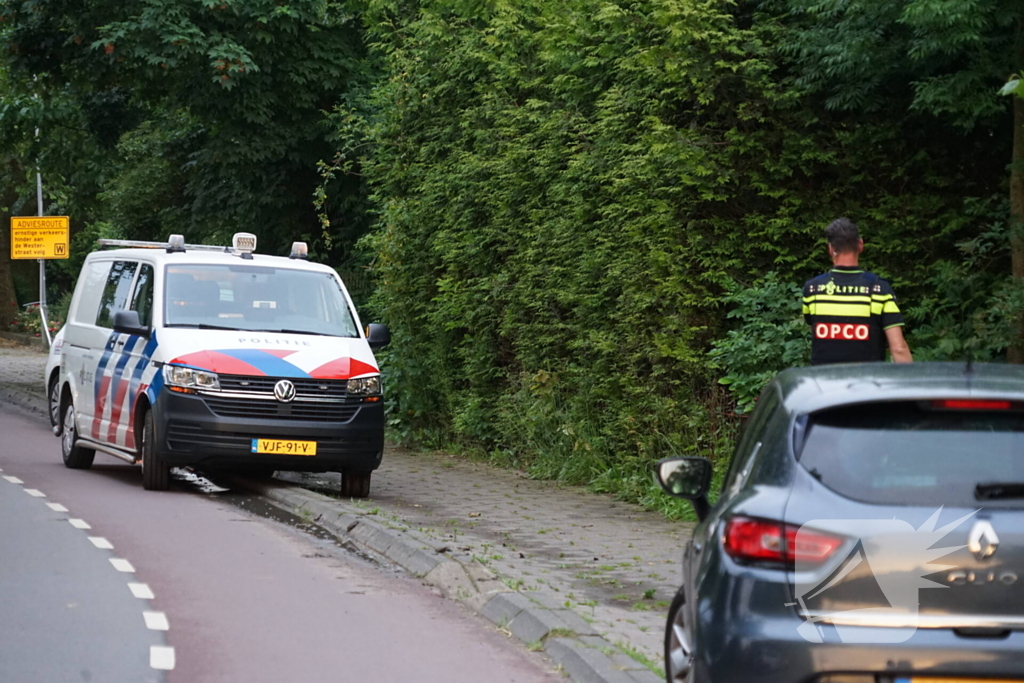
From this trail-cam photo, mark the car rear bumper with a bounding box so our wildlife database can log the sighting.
[153,389,384,472]
[698,612,1024,683]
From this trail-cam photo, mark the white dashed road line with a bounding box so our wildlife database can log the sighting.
[109,558,135,573]
[143,612,170,631]
[3,471,175,672]
[129,583,156,600]
[150,646,176,671]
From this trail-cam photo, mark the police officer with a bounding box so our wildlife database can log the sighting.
[802,218,913,365]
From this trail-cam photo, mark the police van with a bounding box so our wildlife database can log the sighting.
[44,233,389,495]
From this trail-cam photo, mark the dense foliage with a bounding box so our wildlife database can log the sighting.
[360,0,1014,502]
[1,0,1020,511]
[0,0,371,302]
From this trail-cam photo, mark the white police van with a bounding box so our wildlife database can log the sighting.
[44,233,389,495]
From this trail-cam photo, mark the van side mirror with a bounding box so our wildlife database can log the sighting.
[366,323,390,351]
[656,457,713,521]
[112,310,149,337]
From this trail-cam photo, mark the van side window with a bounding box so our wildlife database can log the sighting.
[95,261,138,328]
[72,261,113,325]
[130,264,154,328]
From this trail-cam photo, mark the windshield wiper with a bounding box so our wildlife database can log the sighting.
[250,328,358,338]
[250,328,323,336]
[975,482,1024,500]
[164,323,242,331]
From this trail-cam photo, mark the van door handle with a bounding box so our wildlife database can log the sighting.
[115,339,126,348]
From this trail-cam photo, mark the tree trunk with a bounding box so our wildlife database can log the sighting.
[1010,96,1024,363]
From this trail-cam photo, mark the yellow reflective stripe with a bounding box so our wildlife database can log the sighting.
[802,305,810,315]
[871,303,883,314]
[807,295,872,303]
[871,294,894,301]
[883,301,900,314]
[809,303,871,317]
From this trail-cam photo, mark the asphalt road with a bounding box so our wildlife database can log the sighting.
[0,405,559,683]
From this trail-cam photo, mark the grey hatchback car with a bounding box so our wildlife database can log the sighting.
[657,363,1024,683]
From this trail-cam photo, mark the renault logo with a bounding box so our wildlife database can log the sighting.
[967,520,999,561]
[273,380,296,403]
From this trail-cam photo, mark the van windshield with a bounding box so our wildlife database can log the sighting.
[800,401,1024,507]
[163,264,359,337]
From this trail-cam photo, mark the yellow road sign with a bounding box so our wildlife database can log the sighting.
[10,216,70,259]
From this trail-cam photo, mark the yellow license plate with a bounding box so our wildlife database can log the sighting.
[250,438,317,456]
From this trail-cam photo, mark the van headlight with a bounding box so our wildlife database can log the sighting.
[347,376,381,396]
[163,365,220,390]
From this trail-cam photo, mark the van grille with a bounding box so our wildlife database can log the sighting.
[200,375,361,422]
[200,396,360,422]
[218,375,350,399]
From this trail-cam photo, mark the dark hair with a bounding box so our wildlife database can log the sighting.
[825,217,860,254]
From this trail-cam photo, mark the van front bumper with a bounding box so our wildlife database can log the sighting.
[153,388,384,472]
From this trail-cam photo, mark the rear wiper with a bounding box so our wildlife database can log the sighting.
[164,323,240,331]
[975,482,1024,500]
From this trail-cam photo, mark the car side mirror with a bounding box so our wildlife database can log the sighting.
[656,457,713,521]
[112,310,149,337]
[366,323,390,351]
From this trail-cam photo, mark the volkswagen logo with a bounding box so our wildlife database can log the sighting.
[273,380,296,403]
[968,520,1000,561]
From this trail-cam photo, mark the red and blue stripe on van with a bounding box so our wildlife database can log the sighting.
[167,348,377,379]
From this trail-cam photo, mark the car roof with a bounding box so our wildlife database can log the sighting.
[773,362,1024,415]
[85,248,337,274]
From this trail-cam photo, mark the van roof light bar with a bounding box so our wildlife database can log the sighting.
[97,233,269,259]
[96,239,229,252]
[97,237,235,253]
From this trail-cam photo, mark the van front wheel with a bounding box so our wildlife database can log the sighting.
[340,470,371,498]
[140,410,170,491]
[61,399,95,470]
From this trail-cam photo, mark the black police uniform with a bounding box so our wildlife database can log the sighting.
[802,267,905,365]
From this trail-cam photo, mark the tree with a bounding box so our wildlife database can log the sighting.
[0,0,370,260]
[770,0,1023,354]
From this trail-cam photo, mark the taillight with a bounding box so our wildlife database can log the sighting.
[932,399,1013,411]
[723,517,842,566]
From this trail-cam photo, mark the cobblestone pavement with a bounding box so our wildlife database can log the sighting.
[0,342,692,667]
[280,461,688,663]
[0,341,51,419]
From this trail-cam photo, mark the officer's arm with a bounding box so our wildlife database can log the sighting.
[884,326,913,363]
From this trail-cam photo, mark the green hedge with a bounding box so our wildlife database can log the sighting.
[354,0,1010,509]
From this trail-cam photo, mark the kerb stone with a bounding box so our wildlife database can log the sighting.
[479,592,533,627]
[544,638,639,683]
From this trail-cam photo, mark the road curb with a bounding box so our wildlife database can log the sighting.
[228,477,663,683]
[0,383,50,421]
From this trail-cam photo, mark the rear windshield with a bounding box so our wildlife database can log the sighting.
[163,264,359,337]
[800,402,1024,507]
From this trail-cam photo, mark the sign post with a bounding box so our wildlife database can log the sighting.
[10,213,69,346]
